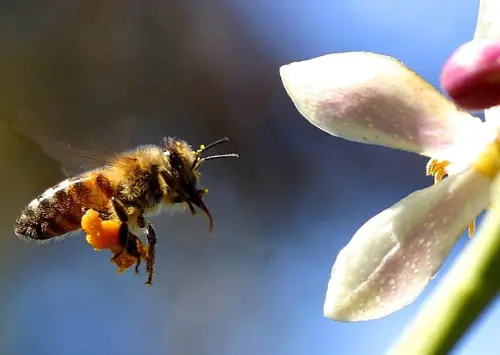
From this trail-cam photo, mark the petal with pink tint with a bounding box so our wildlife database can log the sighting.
[323,168,491,322]
[441,39,500,111]
[280,52,490,162]
[484,107,500,128]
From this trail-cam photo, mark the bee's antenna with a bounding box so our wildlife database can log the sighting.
[193,137,238,168]
[198,137,230,154]
[202,153,240,162]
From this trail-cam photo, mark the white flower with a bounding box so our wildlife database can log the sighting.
[279,52,500,322]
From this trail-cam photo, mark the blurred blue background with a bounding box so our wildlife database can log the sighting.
[0,1,495,354]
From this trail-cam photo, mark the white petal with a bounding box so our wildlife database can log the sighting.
[485,106,500,127]
[280,52,491,161]
[324,168,491,322]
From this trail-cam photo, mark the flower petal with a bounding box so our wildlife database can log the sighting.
[324,168,491,322]
[485,107,500,127]
[441,39,500,110]
[280,52,489,162]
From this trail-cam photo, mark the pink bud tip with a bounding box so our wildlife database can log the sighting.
[440,39,500,110]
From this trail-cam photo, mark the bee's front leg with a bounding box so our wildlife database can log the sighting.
[138,216,156,286]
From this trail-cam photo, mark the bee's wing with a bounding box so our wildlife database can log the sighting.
[11,111,137,177]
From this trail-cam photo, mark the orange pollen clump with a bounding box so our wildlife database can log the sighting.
[81,209,121,250]
[81,208,148,273]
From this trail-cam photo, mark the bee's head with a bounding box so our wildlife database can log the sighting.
[161,137,239,233]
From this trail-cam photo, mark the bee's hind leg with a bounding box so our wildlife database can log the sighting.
[110,198,152,281]
[110,197,130,261]
[124,233,143,274]
[138,216,156,286]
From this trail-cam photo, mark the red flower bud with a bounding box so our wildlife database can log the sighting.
[441,39,500,110]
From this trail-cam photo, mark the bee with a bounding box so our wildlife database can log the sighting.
[14,136,239,285]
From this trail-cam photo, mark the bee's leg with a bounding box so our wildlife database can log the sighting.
[138,216,156,286]
[110,222,129,261]
[124,233,142,274]
[134,254,141,274]
[109,197,130,261]
[111,197,129,223]
[144,223,157,285]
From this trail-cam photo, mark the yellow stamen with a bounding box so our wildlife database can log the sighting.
[468,220,476,238]
[425,157,483,239]
[426,157,478,237]
[426,134,500,239]
[425,158,450,184]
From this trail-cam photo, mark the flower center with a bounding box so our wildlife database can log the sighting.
[426,133,500,238]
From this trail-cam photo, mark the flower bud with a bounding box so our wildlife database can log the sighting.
[441,39,500,110]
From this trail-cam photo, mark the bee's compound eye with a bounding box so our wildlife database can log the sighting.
[169,152,183,169]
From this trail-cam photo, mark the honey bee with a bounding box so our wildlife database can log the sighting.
[14,136,239,285]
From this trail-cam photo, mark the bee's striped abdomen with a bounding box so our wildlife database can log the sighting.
[14,174,106,241]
